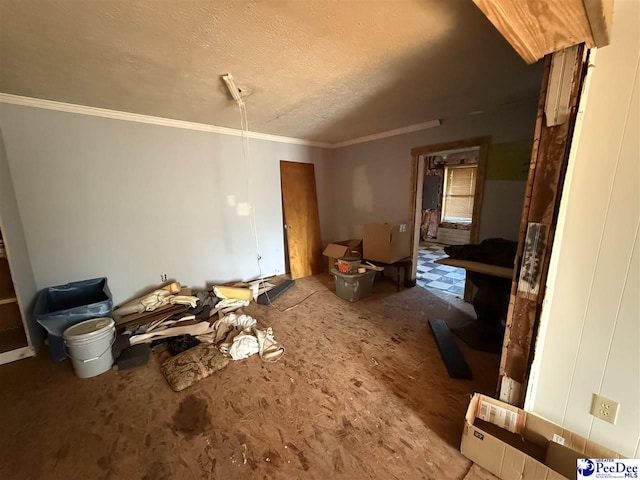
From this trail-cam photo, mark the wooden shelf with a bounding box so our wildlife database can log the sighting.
[0,287,17,305]
[0,327,28,354]
[0,296,17,305]
[0,302,22,331]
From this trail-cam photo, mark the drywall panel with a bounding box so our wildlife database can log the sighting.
[0,129,41,349]
[328,101,538,242]
[0,104,332,305]
[526,0,640,458]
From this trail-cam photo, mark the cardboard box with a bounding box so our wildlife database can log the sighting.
[363,223,411,264]
[322,239,362,273]
[461,393,623,480]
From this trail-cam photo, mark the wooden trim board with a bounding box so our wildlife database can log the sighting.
[0,345,35,366]
[498,45,589,404]
[472,0,611,64]
[435,258,514,279]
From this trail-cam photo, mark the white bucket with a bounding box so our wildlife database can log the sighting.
[63,317,115,379]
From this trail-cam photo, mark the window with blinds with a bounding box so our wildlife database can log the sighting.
[441,165,477,224]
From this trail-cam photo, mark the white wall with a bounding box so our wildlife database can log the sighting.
[327,101,537,242]
[526,0,640,458]
[0,104,333,304]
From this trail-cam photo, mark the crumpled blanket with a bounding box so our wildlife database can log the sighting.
[197,313,284,362]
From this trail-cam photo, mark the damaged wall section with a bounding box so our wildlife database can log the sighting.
[0,104,333,304]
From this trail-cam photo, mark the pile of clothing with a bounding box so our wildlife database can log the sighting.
[111,280,284,391]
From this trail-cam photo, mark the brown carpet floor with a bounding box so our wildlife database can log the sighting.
[0,275,500,480]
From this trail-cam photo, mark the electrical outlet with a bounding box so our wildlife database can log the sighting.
[590,393,620,425]
[160,274,168,282]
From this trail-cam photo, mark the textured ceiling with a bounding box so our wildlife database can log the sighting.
[0,1,543,143]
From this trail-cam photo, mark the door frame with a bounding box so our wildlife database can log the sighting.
[279,160,324,279]
[498,45,589,405]
[408,136,490,300]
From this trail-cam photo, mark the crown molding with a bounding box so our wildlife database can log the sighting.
[0,93,441,149]
[0,93,332,148]
[329,119,441,149]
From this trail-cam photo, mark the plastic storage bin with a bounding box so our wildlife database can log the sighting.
[34,278,113,362]
[332,268,376,302]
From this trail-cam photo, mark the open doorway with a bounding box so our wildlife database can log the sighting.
[404,45,588,405]
[417,145,484,298]
[412,137,489,301]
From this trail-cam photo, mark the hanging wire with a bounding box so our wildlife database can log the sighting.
[234,98,318,314]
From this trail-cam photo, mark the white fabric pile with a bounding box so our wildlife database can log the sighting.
[198,313,284,362]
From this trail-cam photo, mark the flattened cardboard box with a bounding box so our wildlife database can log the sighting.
[461,393,623,480]
[363,223,411,264]
[322,239,362,273]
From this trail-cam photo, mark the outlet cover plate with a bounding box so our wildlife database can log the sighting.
[590,393,619,425]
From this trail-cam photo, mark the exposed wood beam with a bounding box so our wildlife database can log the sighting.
[472,0,612,64]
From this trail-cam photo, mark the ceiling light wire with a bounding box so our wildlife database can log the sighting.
[230,80,317,313]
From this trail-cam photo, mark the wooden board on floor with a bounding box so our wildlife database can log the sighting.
[428,318,473,380]
[115,304,186,328]
[257,279,295,305]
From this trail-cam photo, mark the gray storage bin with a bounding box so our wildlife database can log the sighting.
[34,277,113,362]
[332,268,376,302]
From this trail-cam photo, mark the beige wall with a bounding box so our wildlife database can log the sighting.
[526,0,640,458]
[0,105,333,305]
[327,102,538,243]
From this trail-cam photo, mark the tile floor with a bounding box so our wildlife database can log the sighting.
[417,242,467,296]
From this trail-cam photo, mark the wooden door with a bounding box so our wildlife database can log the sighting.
[280,161,324,279]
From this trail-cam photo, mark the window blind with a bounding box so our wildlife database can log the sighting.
[442,165,477,223]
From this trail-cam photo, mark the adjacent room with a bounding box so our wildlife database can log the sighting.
[0,1,637,479]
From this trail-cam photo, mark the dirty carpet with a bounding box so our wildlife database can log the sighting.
[0,275,500,479]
